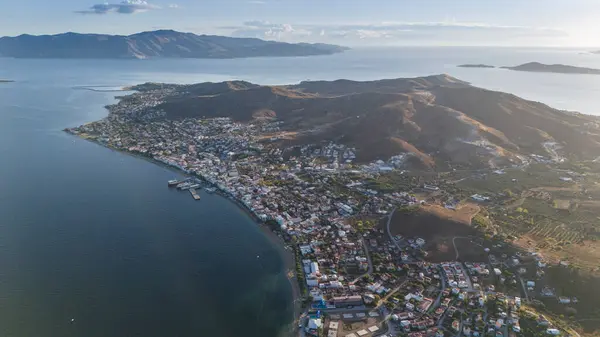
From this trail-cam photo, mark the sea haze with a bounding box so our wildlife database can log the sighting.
[0,46,598,337]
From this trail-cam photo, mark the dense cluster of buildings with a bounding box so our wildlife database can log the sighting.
[66,89,574,337]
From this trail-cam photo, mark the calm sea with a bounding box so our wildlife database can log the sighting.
[0,47,599,337]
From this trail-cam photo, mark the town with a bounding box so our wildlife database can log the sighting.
[65,87,580,337]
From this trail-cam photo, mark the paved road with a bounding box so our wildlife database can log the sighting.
[456,317,463,337]
[386,208,399,250]
[433,265,447,308]
[517,275,530,302]
[351,238,374,284]
[452,236,471,260]
[380,283,405,304]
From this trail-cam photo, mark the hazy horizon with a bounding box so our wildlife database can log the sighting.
[2,0,600,48]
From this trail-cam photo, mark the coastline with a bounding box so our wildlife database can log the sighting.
[256,222,303,336]
[66,130,303,336]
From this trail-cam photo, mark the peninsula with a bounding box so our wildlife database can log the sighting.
[457,64,495,68]
[501,62,600,74]
[0,79,14,82]
[66,76,600,337]
[0,30,348,59]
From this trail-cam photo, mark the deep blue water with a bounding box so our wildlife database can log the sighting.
[0,47,599,337]
[0,66,292,337]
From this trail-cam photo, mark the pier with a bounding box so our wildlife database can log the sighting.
[190,189,201,200]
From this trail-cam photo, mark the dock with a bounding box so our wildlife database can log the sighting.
[168,178,191,187]
[190,189,201,200]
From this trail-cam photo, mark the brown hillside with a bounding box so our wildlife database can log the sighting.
[153,75,600,169]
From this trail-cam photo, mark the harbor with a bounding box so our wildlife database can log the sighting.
[169,178,204,200]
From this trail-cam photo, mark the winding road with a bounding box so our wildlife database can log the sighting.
[386,208,399,250]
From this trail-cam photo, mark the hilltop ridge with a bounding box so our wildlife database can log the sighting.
[0,30,348,59]
[115,75,600,170]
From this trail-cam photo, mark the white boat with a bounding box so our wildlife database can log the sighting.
[178,183,192,190]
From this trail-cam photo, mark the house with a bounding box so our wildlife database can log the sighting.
[306,318,323,335]
[310,262,320,274]
[363,294,376,304]
[513,323,521,333]
[537,317,550,327]
[558,296,571,304]
[417,298,434,313]
[332,295,363,308]
[310,289,324,302]
[452,320,460,332]
[306,278,319,287]
[471,194,490,202]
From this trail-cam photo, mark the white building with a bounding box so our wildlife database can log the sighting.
[307,318,322,332]
[311,262,320,274]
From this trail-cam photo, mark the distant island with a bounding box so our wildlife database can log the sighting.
[0,30,349,59]
[0,79,14,83]
[501,62,600,75]
[457,64,495,68]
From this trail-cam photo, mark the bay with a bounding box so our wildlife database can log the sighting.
[0,68,292,337]
[0,46,599,337]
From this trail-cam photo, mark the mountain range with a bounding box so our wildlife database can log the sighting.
[128,75,600,170]
[0,30,348,59]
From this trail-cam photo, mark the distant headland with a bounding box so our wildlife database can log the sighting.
[0,79,14,83]
[457,64,495,68]
[458,61,600,75]
[0,30,349,59]
[501,62,600,74]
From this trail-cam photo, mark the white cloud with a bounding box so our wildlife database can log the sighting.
[168,4,179,8]
[224,20,569,46]
[75,0,159,15]
[247,0,266,4]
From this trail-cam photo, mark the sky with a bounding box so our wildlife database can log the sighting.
[1,0,599,47]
